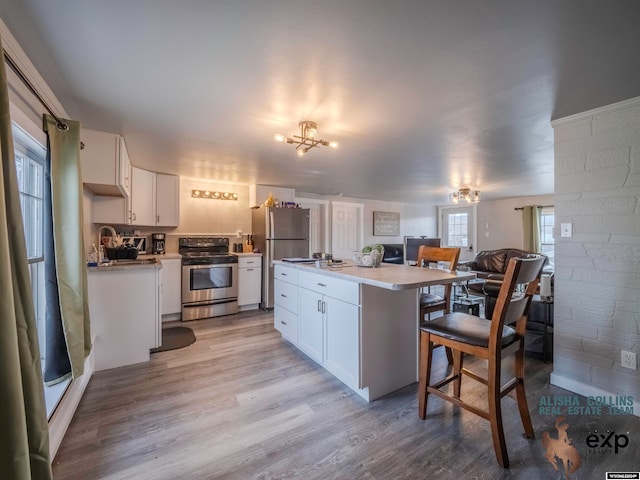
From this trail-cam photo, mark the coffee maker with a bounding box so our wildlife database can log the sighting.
[151,233,165,254]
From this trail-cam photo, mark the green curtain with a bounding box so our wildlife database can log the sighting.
[43,115,91,378]
[0,36,53,479]
[522,205,542,252]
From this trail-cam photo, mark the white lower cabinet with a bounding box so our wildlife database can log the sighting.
[160,258,182,317]
[238,255,262,310]
[276,267,361,392]
[324,297,359,389]
[298,288,324,363]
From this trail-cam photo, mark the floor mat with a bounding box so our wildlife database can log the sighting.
[151,326,196,353]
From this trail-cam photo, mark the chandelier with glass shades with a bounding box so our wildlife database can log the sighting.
[450,186,480,203]
[274,121,338,157]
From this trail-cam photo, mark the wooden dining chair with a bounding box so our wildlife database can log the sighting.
[416,246,461,321]
[418,255,546,468]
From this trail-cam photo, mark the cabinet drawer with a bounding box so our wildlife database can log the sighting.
[274,264,298,284]
[274,304,298,343]
[274,279,298,313]
[238,256,261,268]
[298,271,360,305]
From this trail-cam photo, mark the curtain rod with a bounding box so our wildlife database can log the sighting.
[514,205,554,210]
[3,49,68,131]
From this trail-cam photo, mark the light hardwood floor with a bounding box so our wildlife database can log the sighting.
[52,311,638,479]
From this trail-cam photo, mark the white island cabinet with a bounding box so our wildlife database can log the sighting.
[298,270,360,389]
[273,265,298,342]
[87,263,161,371]
[272,261,476,401]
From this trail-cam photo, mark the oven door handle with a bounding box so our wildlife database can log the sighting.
[182,263,230,270]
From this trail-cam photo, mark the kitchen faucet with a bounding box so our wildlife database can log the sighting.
[97,225,118,249]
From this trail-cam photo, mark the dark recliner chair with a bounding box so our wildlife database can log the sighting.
[459,248,553,357]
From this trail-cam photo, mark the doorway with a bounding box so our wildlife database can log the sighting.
[331,201,363,260]
[296,198,330,255]
[438,205,477,263]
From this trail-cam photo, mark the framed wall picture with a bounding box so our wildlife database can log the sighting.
[373,211,400,236]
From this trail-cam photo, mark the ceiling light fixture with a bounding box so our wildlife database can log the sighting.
[450,187,480,204]
[274,121,338,157]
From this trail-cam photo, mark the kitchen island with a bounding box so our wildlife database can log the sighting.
[272,261,476,401]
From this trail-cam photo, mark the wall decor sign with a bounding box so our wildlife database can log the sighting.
[373,211,400,236]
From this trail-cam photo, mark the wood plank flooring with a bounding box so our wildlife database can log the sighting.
[52,311,638,479]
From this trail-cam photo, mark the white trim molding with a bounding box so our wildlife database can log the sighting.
[48,349,95,459]
[551,95,640,127]
[551,372,639,418]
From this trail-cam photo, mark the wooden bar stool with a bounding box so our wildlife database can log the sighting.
[418,255,546,468]
[416,246,461,321]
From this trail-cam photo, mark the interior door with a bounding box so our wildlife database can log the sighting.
[439,205,477,262]
[331,202,362,260]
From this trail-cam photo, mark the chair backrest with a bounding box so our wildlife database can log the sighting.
[490,255,546,346]
[416,246,461,271]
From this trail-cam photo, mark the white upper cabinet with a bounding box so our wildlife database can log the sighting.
[131,167,156,226]
[81,129,131,197]
[155,173,180,227]
[94,169,179,226]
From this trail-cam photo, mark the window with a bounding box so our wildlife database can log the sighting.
[540,207,555,264]
[14,125,45,261]
[447,212,469,247]
[12,122,68,417]
[13,123,46,353]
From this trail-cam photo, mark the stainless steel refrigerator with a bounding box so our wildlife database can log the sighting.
[251,206,310,309]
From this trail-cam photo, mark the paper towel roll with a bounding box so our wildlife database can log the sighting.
[540,274,552,298]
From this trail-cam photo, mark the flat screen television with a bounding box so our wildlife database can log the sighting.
[404,237,441,264]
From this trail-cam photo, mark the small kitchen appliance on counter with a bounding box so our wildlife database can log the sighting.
[151,233,166,254]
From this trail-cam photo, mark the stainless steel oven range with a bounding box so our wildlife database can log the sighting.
[179,237,238,321]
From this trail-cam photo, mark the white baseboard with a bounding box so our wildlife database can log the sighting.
[550,372,639,417]
[48,349,95,460]
[162,313,181,322]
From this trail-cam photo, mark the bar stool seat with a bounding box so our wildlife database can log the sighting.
[421,312,517,348]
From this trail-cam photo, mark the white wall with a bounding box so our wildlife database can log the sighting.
[476,194,555,251]
[177,177,251,235]
[551,96,640,410]
[296,193,438,247]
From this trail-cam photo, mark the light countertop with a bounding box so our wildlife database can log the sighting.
[139,253,182,260]
[88,253,181,272]
[274,260,476,291]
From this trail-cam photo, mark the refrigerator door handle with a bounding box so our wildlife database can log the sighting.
[269,240,274,268]
[269,210,275,241]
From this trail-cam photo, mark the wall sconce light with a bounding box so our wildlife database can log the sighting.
[192,190,238,200]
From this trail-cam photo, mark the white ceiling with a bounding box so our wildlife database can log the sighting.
[2,1,640,204]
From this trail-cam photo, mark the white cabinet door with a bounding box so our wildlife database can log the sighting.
[118,136,132,198]
[131,167,156,226]
[81,129,125,196]
[238,266,262,307]
[325,297,360,388]
[93,195,130,225]
[298,287,324,364]
[156,173,180,227]
[161,258,182,315]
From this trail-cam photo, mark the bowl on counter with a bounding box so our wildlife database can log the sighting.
[353,249,383,268]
